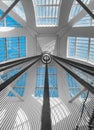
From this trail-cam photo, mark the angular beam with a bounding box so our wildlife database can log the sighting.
[0,55,41,72]
[0,0,20,22]
[76,0,94,19]
[53,55,94,76]
[41,62,52,130]
[53,58,94,94]
[0,55,41,68]
[69,88,86,103]
[0,58,40,91]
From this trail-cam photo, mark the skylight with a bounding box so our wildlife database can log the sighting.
[33,0,61,27]
[2,0,26,21]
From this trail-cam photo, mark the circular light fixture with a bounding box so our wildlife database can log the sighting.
[41,53,52,64]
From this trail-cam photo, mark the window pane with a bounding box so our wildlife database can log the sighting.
[67,36,94,64]
[33,0,61,27]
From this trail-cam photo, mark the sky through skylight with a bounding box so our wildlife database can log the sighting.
[33,0,61,27]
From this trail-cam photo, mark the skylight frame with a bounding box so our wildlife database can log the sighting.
[33,0,62,27]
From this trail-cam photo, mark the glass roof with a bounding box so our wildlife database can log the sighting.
[2,0,26,21]
[33,0,61,27]
[69,0,91,21]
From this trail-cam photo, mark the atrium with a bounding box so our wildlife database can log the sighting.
[0,0,94,130]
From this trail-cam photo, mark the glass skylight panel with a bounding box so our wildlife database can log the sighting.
[33,0,61,27]
[67,37,94,64]
[69,0,91,21]
[2,0,26,21]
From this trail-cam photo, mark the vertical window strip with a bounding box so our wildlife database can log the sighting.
[67,37,94,64]
[35,67,58,97]
[0,38,6,62]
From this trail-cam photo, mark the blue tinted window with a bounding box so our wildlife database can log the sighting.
[8,92,15,97]
[0,9,22,27]
[3,70,27,97]
[0,36,26,97]
[35,67,58,97]
[20,37,26,57]
[7,37,19,60]
[0,38,6,62]
[0,36,26,62]
[0,68,26,97]
[6,15,22,27]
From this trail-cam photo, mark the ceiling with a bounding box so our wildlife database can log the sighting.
[0,0,94,38]
[20,0,74,35]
